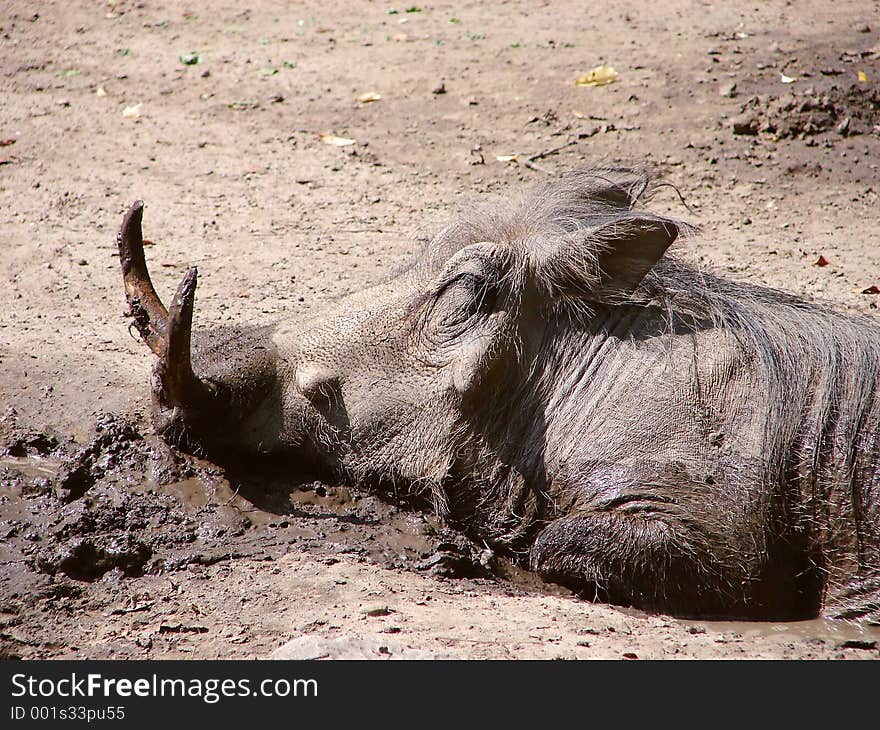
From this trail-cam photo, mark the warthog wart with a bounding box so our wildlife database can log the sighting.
[117,168,880,620]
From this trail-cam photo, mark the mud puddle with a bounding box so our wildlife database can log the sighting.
[602,605,880,652]
[143,470,452,572]
[693,617,880,649]
[0,414,524,658]
[0,414,520,652]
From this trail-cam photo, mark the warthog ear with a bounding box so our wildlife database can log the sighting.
[539,214,680,301]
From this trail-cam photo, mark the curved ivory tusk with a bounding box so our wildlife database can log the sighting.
[117,200,168,356]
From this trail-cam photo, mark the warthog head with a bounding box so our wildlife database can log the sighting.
[120,170,680,517]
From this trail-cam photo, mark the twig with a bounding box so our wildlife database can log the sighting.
[523,159,553,174]
[524,139,579,174]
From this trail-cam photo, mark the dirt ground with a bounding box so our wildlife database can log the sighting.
[2,0,880,660]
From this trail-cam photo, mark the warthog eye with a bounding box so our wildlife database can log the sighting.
[427,265,498,343]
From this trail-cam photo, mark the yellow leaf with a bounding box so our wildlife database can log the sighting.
[858,70,869,83]
[356,92,382,103]
[319,133,356,146]
[575,65,618,87]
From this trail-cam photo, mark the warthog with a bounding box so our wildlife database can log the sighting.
[118,169,880,621]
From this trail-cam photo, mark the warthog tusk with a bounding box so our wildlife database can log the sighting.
[160,267,212,406]
[117,200,168,357]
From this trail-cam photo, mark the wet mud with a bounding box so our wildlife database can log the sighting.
[0,411,509,658]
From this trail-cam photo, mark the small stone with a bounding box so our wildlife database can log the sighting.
[719,82,737,98]
[362,605,393,617]
[731,113,759,135]
[431,81,446,94]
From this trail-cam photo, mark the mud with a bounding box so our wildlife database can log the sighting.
[0,412,500,658]
[2,0,880,659]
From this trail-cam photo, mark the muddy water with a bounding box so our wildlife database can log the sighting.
[0,454,65,549]
[144,470,444,566]
[0,447,454,587]
[0,455,63,481]
[696,617,880,646]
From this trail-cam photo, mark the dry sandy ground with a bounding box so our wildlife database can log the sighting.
[2,0,880,659]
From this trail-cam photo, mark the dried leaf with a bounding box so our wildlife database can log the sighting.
[0,138,16,147]
[320,133,356,146]
[356,92,382,103]
[858,70,869,83]
[813,255,829,267]
[862,285,880,294]
[122,103,142,119]
[780,73,796,84]
[495,155,518,163]
[575,65,618,87]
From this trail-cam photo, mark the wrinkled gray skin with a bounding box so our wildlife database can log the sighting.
[119,169,880,620]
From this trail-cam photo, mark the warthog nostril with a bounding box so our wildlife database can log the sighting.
[295,363,340,402]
